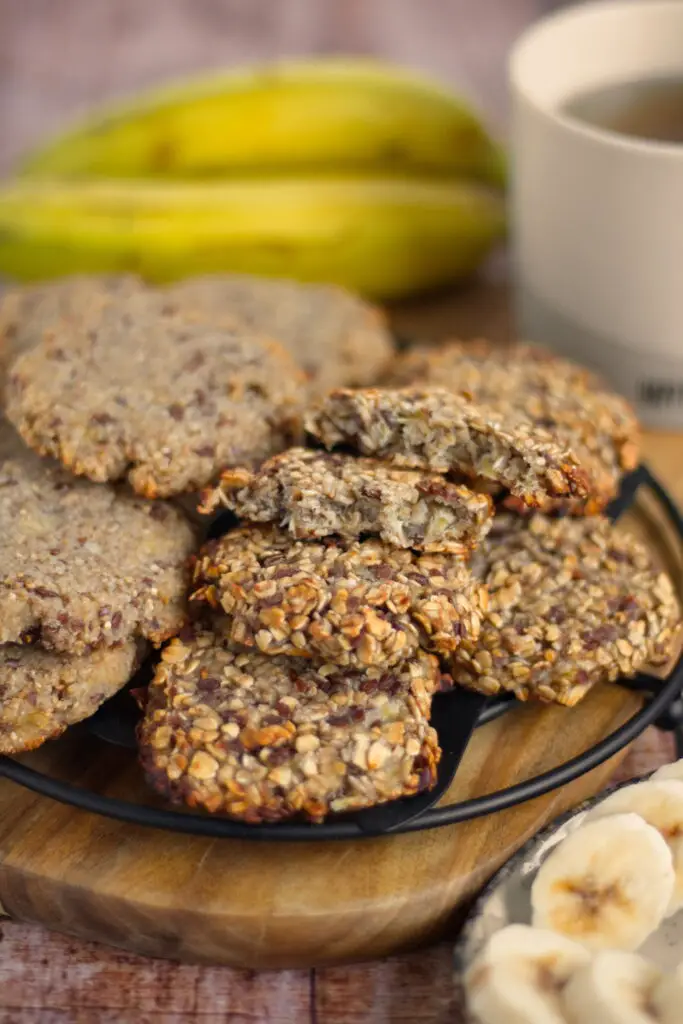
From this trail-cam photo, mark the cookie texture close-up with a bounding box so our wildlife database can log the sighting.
[4,288,306,497]
[385,340,640,509]
[0,421,196,654]
[450,514,680,706]
[167,273,394,395]
[200,447,493,554]
[0,274,143,396]
[191,524,486,669]
[139,627,442,823]
[0,639,142,754]
[306,386,593,508]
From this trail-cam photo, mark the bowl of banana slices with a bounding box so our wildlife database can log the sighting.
[457,759,683,1023]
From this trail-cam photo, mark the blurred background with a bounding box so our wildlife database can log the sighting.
[0,0,566,174]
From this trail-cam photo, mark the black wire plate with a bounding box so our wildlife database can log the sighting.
[0,464,681,841]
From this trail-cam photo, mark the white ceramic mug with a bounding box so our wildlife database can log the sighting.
[510,0,683,429]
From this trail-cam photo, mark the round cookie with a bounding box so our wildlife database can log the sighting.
[5,288,306,497]
[385,341,640,508]
[450,514,680,706]
[167,274,394,396]
[0,421,196,654]
[191,524,486,669]
[0,640,142,754]
[306,387,593,509]
[139,626,442,823]
[201,447,493,554]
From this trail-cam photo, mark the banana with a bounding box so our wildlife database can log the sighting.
[0,178,505,300]
[585,779,683,915]
[653,759,683,784]
[651,961,683,1024]
[561,950,663,1024]
[464,924,589,1024]
[20,58,505,188]
[531,813,674,950]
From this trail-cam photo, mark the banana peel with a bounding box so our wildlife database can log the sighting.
[20,58,506,189]
[0,178,505,301]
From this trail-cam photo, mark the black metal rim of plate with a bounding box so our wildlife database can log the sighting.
[0,463,682,842]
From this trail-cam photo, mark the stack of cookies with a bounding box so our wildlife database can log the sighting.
[0,272,391,761]
[0,273,679,828]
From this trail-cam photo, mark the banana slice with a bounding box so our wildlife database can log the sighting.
[464,924,589,1024]
[651,961,683,1024]
[586,779,683,915]
[561,950,663,1024]
[531,813,674,950]
[653,759,683,784]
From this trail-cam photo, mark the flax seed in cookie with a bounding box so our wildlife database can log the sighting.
[0,421,195,654]
[0,275,143,398]
[385,341,639,509]
[200,447,492,554]
[450,514,680,706]
[306,387,593,509]
[191,524,486,669]
[0,640,142,754]
[139,627,441,822]
[5,288,306,497]
[167,273,394,396]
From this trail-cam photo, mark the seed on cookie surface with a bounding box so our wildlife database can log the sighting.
[0,639,143,754]
[139,626,442,823]
[306,386,593,509]
[191,524,486,669]
[0,420,195,654]
[166,273,393,396]
[200,447,492,554]
[5,288,306,497]
[449,514,680,706]
[385,340,639,510]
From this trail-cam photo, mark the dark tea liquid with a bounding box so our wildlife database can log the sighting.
[561,74,683,143]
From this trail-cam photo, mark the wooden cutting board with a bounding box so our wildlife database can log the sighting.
[0,282,680,970]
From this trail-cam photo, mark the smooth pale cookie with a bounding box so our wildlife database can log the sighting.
[385,341,640,510]
[306,387,593,509]
[450,514,680,706]
[0,275,142,397]
[0,420,195,655]
[139,626,442,823]
[5,288,305,497]
[191,524,486,669]
[167,273,394,396]
[0,640,142,754]
[200,447,493,554]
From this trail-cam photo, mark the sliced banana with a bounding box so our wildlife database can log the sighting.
[561,949,663,1024]
[586,779,683,915]
[531,813,674,950]
[464,924,589,1024]
[651,961,683,1024]
[653,759,683,785]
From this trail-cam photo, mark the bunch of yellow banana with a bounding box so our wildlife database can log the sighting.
[0,58,506,300]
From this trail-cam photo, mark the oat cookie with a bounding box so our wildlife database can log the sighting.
[0,640,142,754]
[0,421,195,654]
[139,627,441,822]
[306,387,593,509]
[386,341,640,509]
[450,514,680,706]
[191,525,486,669]
[200,447,493,554]
[5,289,305,497]
[167,274,394,396]
[0,275,142,397]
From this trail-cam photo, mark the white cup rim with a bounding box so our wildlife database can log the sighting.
[509,0,683,161]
